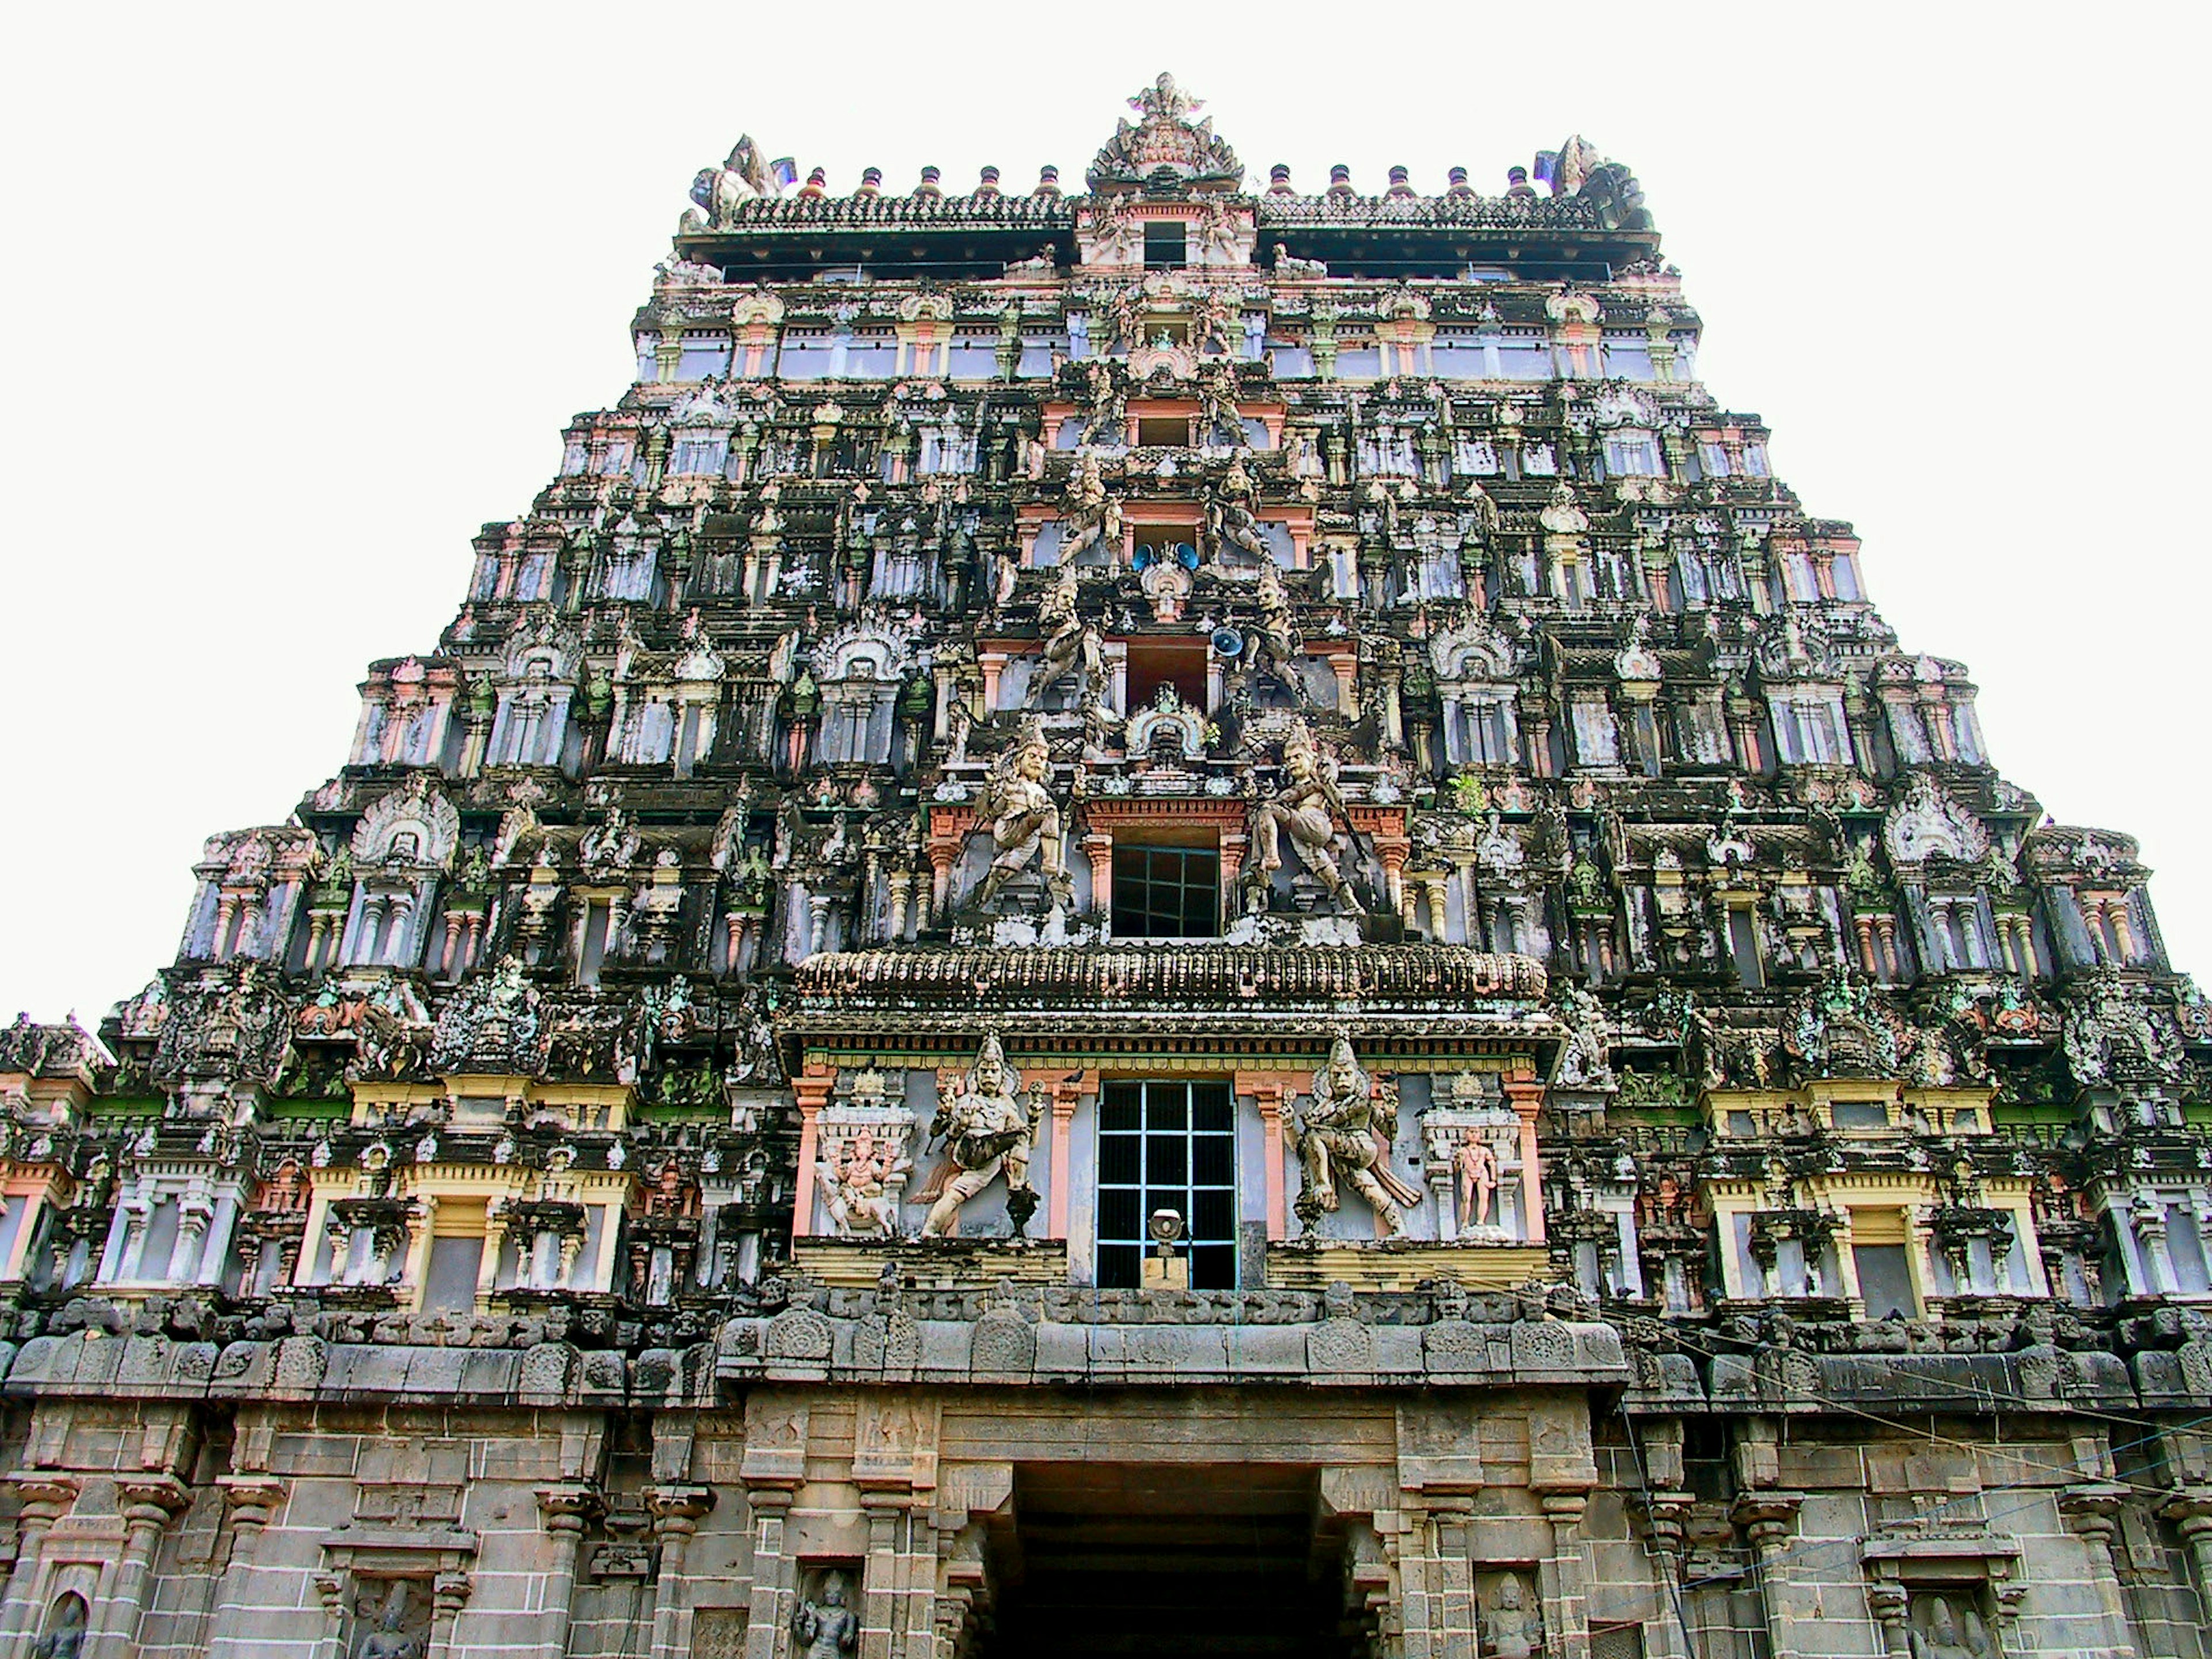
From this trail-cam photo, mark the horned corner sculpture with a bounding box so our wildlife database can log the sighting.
[3,70,2208,1659]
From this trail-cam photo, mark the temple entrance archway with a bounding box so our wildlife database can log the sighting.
[985,1463,1356,1659]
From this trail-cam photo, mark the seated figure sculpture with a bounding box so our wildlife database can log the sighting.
[1286,1033,1422,1235]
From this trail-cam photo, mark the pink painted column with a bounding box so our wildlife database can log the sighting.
[1506,1077,1546,1244]
[788,1066,835,1238]
[1045,1078,1088,1241]
[1240,1074,1293,1241]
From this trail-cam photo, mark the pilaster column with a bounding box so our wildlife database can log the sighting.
[92,1475,188,1659]
[207,1475,287,1659]
[743,1488,796,1659]
[1730,1493,1802,1659]
[1539,1491,1592,1659]
[2161,1488,2212,1616]
[427,1569,474,1659]
[536,1482,604,1659]
[790,1066,835,1240]
[646,1484,715,1659]
[1864,1581,1911,1659]
[2059,1483,2143,1659]
[1044,1078,1085,1241]
[1629,1494,1694,1659]
[1240,1074,1291,1240]
[860,1497,905,1659]
[1081,833,1114,923]
[0,1476,77,1643]
[1503,1078,1546,1244]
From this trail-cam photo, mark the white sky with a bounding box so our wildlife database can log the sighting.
[2,2,2206,1025]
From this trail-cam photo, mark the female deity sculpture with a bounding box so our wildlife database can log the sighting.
[1249,722,1361,912]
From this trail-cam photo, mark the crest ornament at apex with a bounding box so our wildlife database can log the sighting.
[1088,71,1243,193]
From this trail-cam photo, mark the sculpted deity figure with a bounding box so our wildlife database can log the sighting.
[1482,1574,1540,1659]
[1250,723,1361,911]
[1908,1597,1992,1659]
[1027,562,1104,704]
[971,722,1074,911]
[1272,244,1328,281]
[1246,563,1305,695]
[1206,457,1271,567]
[688,136,772,230]
[790,1574,861,1659]
[1287,1034,1422,1234]
[32,1597,86,1659]
[1455,1135,1500,1230]
[1197,357,1242,440]
[820,1128,906,1237]
[1081,356,1128,439]
[1055,453,1122,566]
[355,1589,424,1659]
[919,1034,1043,1237]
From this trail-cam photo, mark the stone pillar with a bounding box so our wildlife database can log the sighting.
[2161,1488,2212,1608]
[2059,1483,2144,1659]
[647,1484,715,1659]
[0,1476,76,1643]
[92,1475,188,1659]
[743,1489,797,1659]
[1730,1493,1801,1659]
[207,1475,287,1659]
[1538,1491,1592,1659]
[536,1483,604,1659]
[1864,1581,1912,1659]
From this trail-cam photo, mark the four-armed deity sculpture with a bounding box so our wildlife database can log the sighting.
[918,1033,1044,1238]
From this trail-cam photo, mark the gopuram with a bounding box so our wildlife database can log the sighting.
[5,73,2211,1659]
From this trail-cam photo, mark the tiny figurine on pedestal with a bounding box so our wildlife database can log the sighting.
[1287,1033,1422,1236]
[1455,1135,1500,1230]
[918,1033,1046,1238]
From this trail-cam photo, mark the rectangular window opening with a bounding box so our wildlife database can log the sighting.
[1112,844,1221,940]
[1143,222,1187,270]
[1726,906,1764,988]
[1123,635,1206,711]
[1136,415,1191,448]
[1096,1078,1236,1290]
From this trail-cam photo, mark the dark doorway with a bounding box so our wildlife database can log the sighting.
[988,1463,1349,1659]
